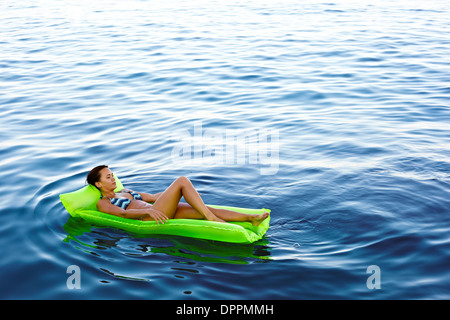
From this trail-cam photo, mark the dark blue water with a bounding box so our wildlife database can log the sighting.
[1,0,450,299]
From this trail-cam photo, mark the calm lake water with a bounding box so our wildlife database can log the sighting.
[1,0,450,299]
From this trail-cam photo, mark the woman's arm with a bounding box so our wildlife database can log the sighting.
[96,199,168,224]
[119,189,162,203]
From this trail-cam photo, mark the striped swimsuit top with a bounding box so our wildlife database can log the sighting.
[101,191,143,210]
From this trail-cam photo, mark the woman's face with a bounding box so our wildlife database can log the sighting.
[95,167,117,191]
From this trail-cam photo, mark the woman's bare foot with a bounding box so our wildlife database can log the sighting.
[249,211,270,226]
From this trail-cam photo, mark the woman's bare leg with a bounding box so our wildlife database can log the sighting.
[210,207,269,226]
[173,203,270,226]
[152,176,225,222]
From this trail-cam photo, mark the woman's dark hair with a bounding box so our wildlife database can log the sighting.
[86,165,109,189]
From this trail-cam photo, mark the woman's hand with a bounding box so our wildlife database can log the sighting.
[145,208,169,225]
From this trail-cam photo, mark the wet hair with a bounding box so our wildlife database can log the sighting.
[86,165,109,189]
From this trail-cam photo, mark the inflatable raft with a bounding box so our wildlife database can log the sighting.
[59,176,270,243]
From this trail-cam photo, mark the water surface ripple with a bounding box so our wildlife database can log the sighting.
[1,0,450,299]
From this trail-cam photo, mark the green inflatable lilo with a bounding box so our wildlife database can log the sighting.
[60,175,270,244]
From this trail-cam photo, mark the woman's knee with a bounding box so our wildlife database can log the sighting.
[176,176,190,186]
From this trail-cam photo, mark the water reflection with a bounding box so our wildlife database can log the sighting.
[62,216,272,265]
[99,267,150,282]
